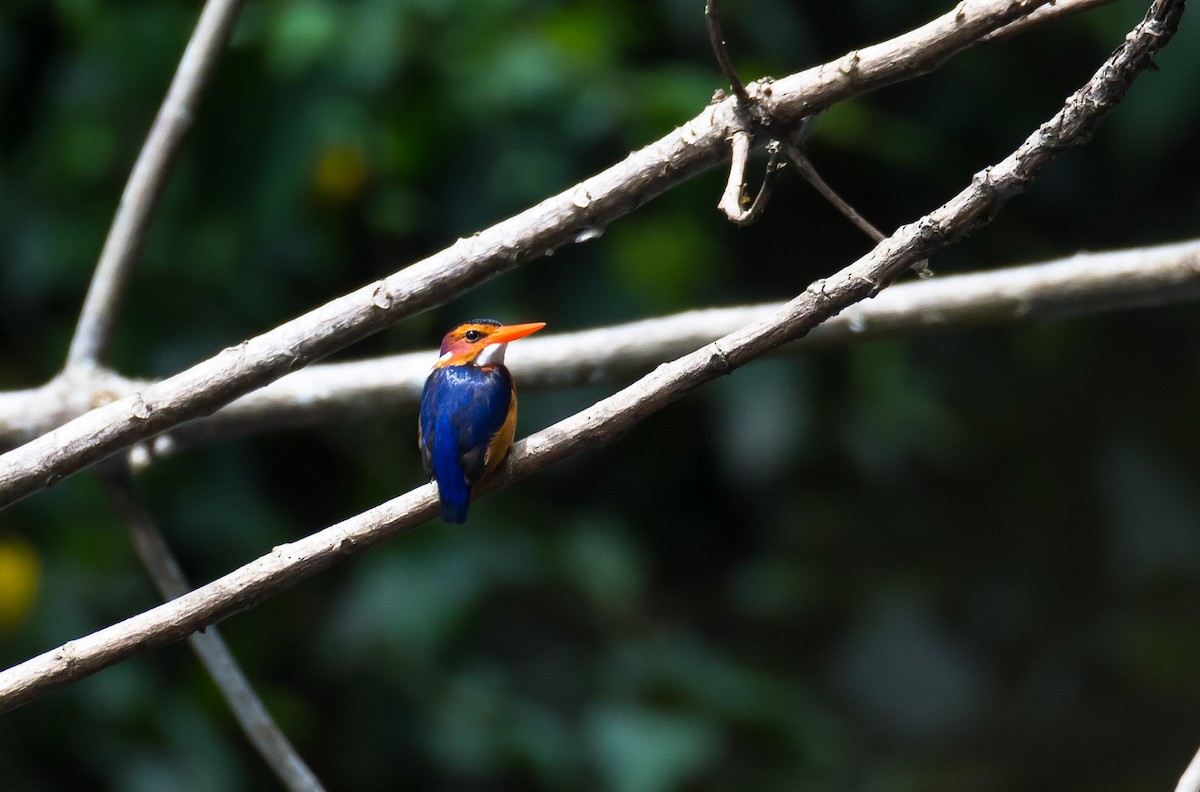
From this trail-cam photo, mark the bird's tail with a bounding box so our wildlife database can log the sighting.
[440,498,469,524]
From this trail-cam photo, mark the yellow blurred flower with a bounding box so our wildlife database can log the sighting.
[312,144,369,204]
[0,535,40,631]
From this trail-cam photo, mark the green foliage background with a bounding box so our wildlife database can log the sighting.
[2,0,1199,790]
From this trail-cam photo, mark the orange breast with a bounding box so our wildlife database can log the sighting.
[482,382,518,477]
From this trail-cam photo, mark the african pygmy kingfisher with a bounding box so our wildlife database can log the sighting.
[418,319,546,523]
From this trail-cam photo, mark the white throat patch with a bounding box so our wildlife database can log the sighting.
[477,343,508,367]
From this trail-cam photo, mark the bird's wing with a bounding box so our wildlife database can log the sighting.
[418,421,433,478]
[420,366,513,486]
[452,367,513,483]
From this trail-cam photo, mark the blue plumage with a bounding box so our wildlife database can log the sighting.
[419,364,514,523]
[418,319,544,523]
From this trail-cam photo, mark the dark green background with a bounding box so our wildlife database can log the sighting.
[2,1,1199,790]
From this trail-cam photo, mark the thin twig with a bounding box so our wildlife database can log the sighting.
[782,138,932,276]
[99,466,325,792]
[705,0,749,104]
[0,0,1061,511]
[783,139,885,241]
[0,0,1184,713]
[65,0,247,369]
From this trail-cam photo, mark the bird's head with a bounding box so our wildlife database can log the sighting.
[434,319,546,368]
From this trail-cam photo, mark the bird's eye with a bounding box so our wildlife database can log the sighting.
[464,329,483,342]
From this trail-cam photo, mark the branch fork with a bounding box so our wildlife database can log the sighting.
[706,0,909,250]
[709,6,932,280]
[717,128,785,225]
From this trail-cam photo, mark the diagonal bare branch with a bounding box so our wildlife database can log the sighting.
[65,0,247,369]
[0,0,1184,714]
[0,0,1064,510]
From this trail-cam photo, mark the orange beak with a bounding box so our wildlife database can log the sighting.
[483,322,546,345]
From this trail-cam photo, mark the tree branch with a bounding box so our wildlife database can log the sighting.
[88,239,1200,442]
[0,0,1059,511]
[99,467,325,792]
[65,0,246,370]
[0,0,1183,714]
[1,238,1196,450]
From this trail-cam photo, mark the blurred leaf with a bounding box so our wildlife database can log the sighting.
[712,359,811,485]
[586,703,719,792]
[607,206,722,312]
[1097,431,1200,584]
[326,541,484,662]
[830,592,989,741]
[557,514,647,618]
[266,0,341,77]
[843,340,965,481]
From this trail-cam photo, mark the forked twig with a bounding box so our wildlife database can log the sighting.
[707,0,781,224]
[717,133,784,225]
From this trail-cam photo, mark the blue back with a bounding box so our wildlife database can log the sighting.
[419,365,513,523]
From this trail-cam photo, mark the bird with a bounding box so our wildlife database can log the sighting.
[418,319,546,523]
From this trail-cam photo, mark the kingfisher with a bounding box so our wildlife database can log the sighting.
[418,319,546,523]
